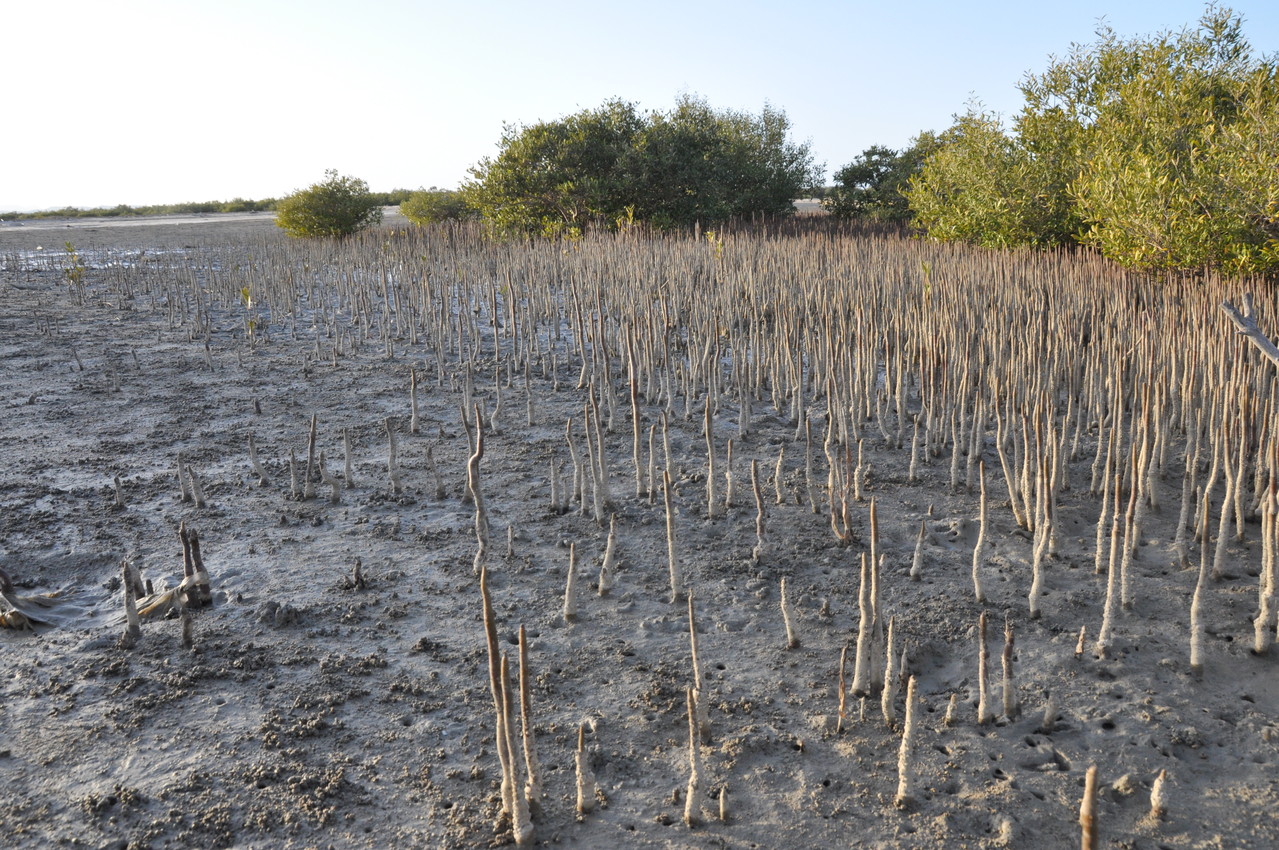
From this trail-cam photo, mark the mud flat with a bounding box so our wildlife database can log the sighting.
[1,215,1277,848]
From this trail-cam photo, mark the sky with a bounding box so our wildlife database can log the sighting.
[4,0,1278,211]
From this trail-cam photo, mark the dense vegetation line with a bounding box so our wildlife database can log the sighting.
[829,4,1279,276]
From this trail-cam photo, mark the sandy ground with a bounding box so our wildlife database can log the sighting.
[1,214,1277,849]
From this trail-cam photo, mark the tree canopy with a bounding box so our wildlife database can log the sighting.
[905,109,1062,249]
[462,96,822,235]
[905,5,1279,275]
[400,188,476,225]
[825,138,936,224]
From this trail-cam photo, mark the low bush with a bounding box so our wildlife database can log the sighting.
[274,170,383,239]
[400,189,475,225]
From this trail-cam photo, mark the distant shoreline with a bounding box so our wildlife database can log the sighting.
[2,201,823,233]
[0,211,277,232]
[0,207,406,234]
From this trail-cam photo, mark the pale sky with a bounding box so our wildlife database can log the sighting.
[5,0,1277,211]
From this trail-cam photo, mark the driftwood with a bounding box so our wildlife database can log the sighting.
[137,523,213,619]
[0,566,87,630]
[1221,295,1279,369]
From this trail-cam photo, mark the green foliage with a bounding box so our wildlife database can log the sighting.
[220,197,273,213]
[906,111,1057,248]
[462,95,822,234]
[826,139,936,223]
[1067,10,1277,272]
[463,99,646,236]
[1209,67,1279,271]
[275,170,383,239]
[400,189,476,225]
[628,96,820,228]
[62,242,85,288]
[61,241,89,305]
[908,4,1279,274]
